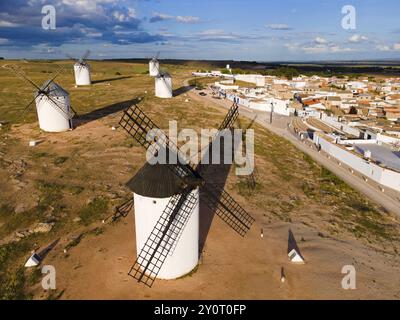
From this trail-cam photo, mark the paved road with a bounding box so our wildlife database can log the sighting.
[184,81,400,217]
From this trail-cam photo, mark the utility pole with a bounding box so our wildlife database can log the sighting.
[269,102,274,124]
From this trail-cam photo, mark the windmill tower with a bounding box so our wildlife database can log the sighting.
[149,54,173,98]
[155,72,173,98]
[68,50,91,86]
[119,102,254,287]
[126,161,200,279]
[149,52,160,77]
[3,64,76,132]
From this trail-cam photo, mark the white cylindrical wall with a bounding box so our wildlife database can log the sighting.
[149,60,160,77]
[155,76,173,98]
[133,189,199,280]
[74,64,91,86]
[35,94,72,132]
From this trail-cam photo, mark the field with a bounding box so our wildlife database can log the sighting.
[0,60,400,299]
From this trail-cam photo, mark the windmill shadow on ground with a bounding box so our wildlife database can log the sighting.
[287,229,304,258]
[173,85,194,97]
[92,76,132,84]
[37,238,60,260]
[197,132,242,255]
[75,98,140,126]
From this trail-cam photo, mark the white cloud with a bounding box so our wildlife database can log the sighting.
[0,19,20,27]
[393,43,400,50]
[176,16,200,24]
[376,43,400,51]
[0,38,9,45]
[267,24,292,30]
[348,34,368,43]
[78,26,103,38]
[377,44,391,51]
[300,44,355,54]
[150,12,200,24]
[302,45,328,54]
[61,0,115,14]
[196,29,238,40]
[315,37,327,44]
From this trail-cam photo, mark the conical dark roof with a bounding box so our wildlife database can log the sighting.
[126,162,183,198]
[38,80,69,97]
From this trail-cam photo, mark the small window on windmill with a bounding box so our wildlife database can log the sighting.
[289,251,297,260]
[153,200,157,204]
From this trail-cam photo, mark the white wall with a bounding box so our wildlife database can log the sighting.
[155,76,172,98]
[149,60,160,77]
[222,74,266,87]
[215,82,239,90]
[338,139,378,145]
[133,190,199,280]
[376,133,400,145]
[226,94,293,116]
[74,65,91,85]
[319,114,361,137]
[36,94,72,132]
[313,134,400,192]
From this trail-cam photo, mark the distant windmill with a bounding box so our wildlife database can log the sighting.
[152,60,173,98]
[119,102,255,287]
[67,50,92,86]
[149,52,160,77]
[2,64,76,132]
[155,72,173,98]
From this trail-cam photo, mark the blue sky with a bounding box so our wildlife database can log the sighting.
[0,0,399,61]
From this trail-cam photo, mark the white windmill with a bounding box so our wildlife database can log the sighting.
[3,64,76,132]
[149,52,160,77]
[68,50,92,86]
[126,160,200,280]
[155,72,173,98]
[117,103,255,287]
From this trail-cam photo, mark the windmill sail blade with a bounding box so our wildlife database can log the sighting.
[66,53,77,61]
[119,105,254,240]
[129,189,198,287]
[202,183,255,237]
[155,51,160,59]
[154,61,162,76]
[114,198,134,218]
[45,94,75,120]
[2,64,41,91]
[162,74,172,94]
[218,103,239,131]
[82,50,91,61]
[119,105,198,179]
[18,92,43,119]
[44,65,64,87]
[195,102,239,170]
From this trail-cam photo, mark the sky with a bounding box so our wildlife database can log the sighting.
[0,0,400,61]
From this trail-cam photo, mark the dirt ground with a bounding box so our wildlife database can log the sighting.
[34,213,400,300]
[1,61,400,300]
